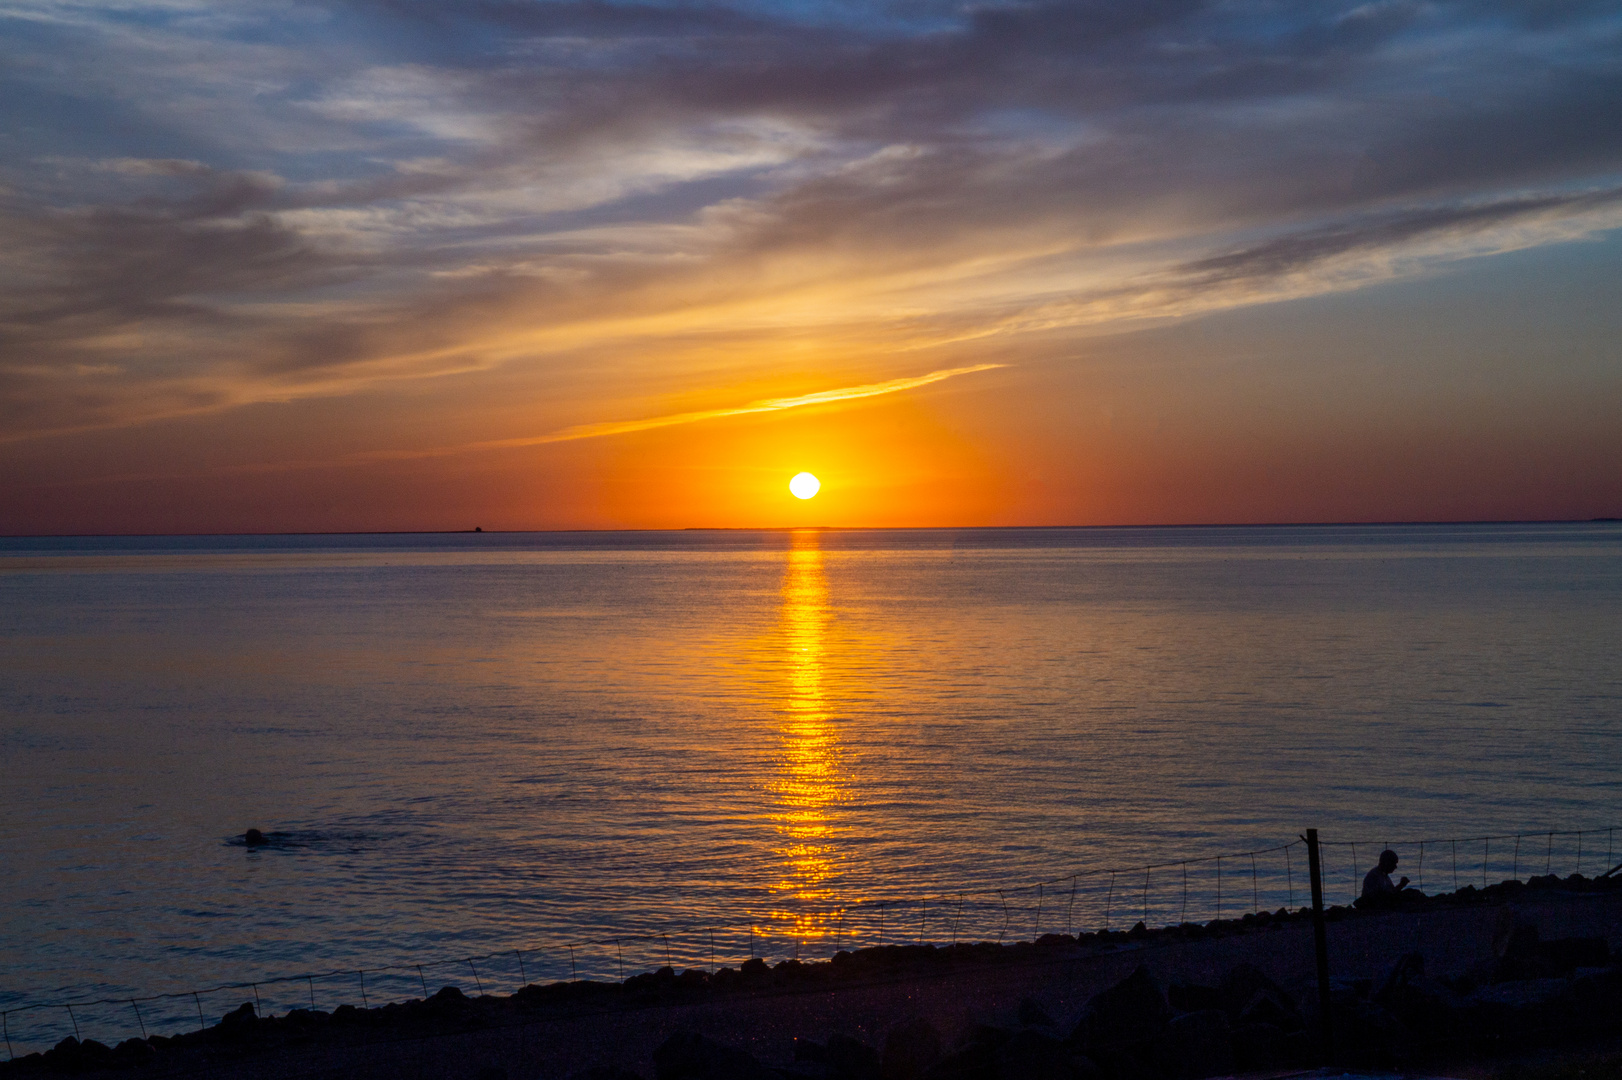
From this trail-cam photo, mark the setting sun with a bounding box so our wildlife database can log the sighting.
[789,472,821,500]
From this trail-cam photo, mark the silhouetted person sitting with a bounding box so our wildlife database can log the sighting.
[1357,849,1424,908]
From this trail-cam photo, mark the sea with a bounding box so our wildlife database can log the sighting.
[2,523,1620,1050]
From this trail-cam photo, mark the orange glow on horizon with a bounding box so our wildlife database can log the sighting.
[577,391,1008,530]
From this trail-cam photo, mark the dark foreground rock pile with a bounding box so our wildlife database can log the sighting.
[1331,912,1619,1069]
[5,872,1618,1077]
[638,962,1315,1080]
[635,922,1621,1080]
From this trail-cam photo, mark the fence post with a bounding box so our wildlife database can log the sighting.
[1304,829,1334,1061]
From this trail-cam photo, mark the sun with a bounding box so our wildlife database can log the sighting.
[789,472,821,500]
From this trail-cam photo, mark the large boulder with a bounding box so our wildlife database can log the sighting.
[113,1037,157,1067]
[994,1029,1093,1080]
[924,1026,1005,1080]
[1067,966,1172,1053]
[1331,1001,1404,1069]
[1217,964,1290,1016]
[1166,984,1224,1015]
[1229,1022,1286,1072]
[1373,951,1466,1039]
[1539,937,1610,974]
[827,1034,882,1080]
[1018,997,1057,1028]
[1155,1010,1233,1080]
[882,1018,944,1080]
[41,1036,116,1071]
[219,1001,259,1039]
[653,1031,776,1080]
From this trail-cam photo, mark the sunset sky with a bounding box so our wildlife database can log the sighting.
[3,0,1620,531]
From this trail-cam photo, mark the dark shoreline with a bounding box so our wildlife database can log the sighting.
[8,872,1621,1079]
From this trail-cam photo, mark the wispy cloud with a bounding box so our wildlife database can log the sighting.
[40,362,1007,485]
[464,362,1006,450]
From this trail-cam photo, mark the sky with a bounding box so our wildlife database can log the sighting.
[2,0,1620,532]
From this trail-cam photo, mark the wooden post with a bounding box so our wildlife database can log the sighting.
[1304,829,1334,1061]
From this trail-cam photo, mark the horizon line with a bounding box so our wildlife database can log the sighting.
[3,517,1618,539]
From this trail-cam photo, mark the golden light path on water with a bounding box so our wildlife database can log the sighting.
[765,530,850,943]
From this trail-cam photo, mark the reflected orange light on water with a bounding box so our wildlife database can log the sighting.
[765,529,850,941]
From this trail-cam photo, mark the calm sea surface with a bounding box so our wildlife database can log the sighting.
[3,524,1621,1046]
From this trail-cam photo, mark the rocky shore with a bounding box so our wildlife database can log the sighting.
[7,872,1621,1079]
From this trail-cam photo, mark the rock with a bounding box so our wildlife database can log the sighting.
[221,1000,258,1024]
[1538,937,1609,973]
[1467,978,1571,1008]
[113,1037,157,1066]
[923,1044,997,1080]
[1167,983,1224,1014]
[882,1018,943,1080]
[1018,997,1056,1028]
[1217,963,1289,1016]
[1229,1022,1285,1071]
[993,1029,1077,1080]
[244,828,269,846]
[1155,1010,1233,1080]
[219,1001,259,1040]
[1565,967,1622,1028]
[1279,1029,1317,1067]
[1453,980,1556,1048]
[1082,1045,1155,1080]
[1237,987,1302,1031]
[1068,1053,1104,1080]
[1067,965,1172,1052]
[426,985,471,1011]
[957,1025,1012,1052]
[1492,909,1539,959]
[1371,952,1460,1037]
[654,1031,776,1080]
[1374,952,1426,1004]
[42,1036,116,1069]
[826,1034,881,1080]
[1331,1001,1403,1068]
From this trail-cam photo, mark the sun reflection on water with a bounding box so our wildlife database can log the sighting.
[765,530,849,941]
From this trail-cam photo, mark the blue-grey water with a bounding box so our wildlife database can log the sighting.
[2,524,1620,1050]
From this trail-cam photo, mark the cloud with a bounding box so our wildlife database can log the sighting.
[39,361,1007,482]
[2,0,1622,445]
[466,361,1007,449]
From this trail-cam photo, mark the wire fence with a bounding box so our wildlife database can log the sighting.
[4,824,1618,1060]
